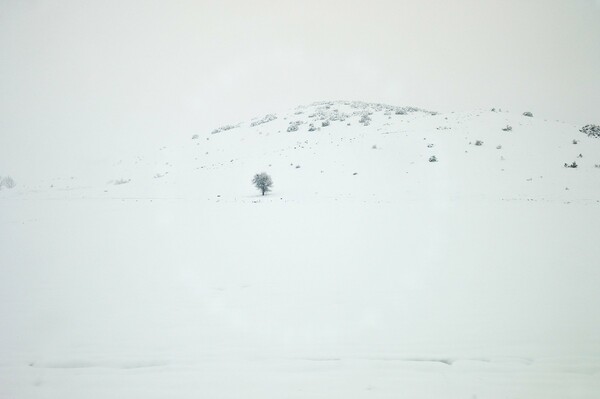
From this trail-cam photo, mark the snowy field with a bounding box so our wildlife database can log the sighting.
[1,102,600,398]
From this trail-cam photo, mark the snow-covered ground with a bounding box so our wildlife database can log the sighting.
[1,101,600,398]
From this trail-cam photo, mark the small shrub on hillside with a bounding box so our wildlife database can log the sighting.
[572,139,579,144]
[287,121,303,132]
[564,162,578,168]
[475,140,484,146]
[580,124,600,138]
[523,111,533,117]
[322,120,330,127]
[250,114,277,127]
[429,155,438,162]
[211,125,237,134]
[502,125,512,132]
[0,176,16,189]
[359,114,371,126]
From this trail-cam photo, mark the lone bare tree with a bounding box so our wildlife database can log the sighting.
[252,172,273,196]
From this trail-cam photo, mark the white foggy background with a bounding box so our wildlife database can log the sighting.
[1,0,599,180]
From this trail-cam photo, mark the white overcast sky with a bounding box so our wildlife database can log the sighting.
[1,0,599,177]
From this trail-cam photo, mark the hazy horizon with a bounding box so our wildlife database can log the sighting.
[1,0,599,178]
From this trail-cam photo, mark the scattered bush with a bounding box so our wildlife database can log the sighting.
[191,134,199,140]
[113,179,131,185]
[429,155,438,162]
[580,124,600,138]
[252,172,273,196]
[308,124,316,132]
[573,139,579,144]
[250,114,277,127]
[287,121,303,132]
[475,140,484,146]
[564,162,578,168]
[523,111,533,117]
[0,176,16,189]
[211,124,237,134]
[502,125,513,132]
[496,145,502,149]
[322,120,330,127]
[359,114,371,126]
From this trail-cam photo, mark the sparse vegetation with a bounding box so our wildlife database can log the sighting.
[429,155,438,162]
[359,114,371,126]
[250,114,277,127]
[211,124,237,134]
[502,125,512,131]
[475,140,484,146]
[564,162,578,169]
[580,124,600,138]
[287,121,303,132]
[523,112,533,117]
[0,176,16,189]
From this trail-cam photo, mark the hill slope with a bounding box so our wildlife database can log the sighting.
[5,100,599,202]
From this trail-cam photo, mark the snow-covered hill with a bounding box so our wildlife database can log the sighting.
[1,101,599,398]
[4,100,599,203]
